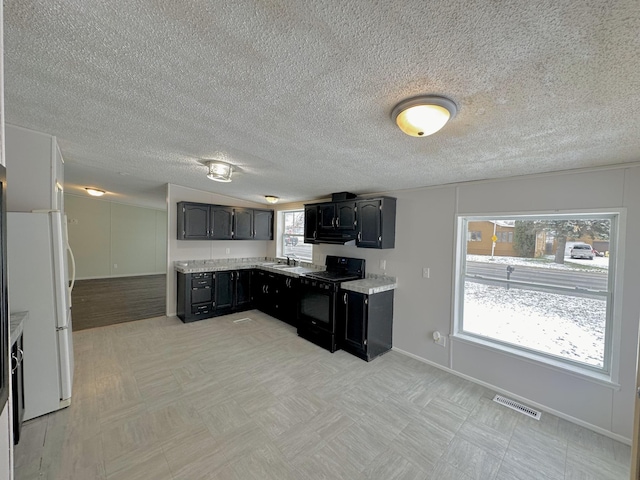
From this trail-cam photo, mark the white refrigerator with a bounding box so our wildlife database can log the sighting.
[7,211,76,420]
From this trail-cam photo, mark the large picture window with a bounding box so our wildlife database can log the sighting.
[281,210,312,261]
[455,213,618,374]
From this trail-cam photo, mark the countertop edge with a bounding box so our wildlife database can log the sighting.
[175,259,398,290]
[10,311,27,345]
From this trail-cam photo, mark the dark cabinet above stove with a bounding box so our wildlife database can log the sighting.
[304,196,396,248]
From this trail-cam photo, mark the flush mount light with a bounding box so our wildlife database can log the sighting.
[265,195,279,204]
[391,95,457,137]
[85,187,105,197]
[206,161,233,182]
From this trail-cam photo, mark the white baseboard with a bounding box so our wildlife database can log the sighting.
[392,346,632,446]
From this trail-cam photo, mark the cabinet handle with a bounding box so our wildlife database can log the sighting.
[336,217,340,227]
[357,232,362,242]
[11,354,18,374]
[313,230,317,239]
[18,347,24,364]
[343,292,347,304]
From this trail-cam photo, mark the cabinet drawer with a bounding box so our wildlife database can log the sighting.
[191,302,214,315]
[191,286,212,304]
[191,276,213,288]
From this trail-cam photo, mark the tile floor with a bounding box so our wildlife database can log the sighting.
[14,311,631,479]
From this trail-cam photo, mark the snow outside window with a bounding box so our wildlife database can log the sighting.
[456,213,617,373]
[281,210,312,261]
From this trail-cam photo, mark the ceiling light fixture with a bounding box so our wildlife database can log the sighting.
[391,95,457,137]
[85,187,105,197]
[265,195,279,204]
[206,161,233,182]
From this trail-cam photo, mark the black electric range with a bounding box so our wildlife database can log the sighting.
[298,256,365,352]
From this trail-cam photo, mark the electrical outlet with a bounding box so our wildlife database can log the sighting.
[433,331,446,347]
[225,248,230,254]
[113,263,118,269]
[422,267,430,278]
[379,260,386,270]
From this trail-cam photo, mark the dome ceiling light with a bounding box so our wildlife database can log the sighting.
[206,161,233,182]
[265,195,279,204]
[391,95,457,137]
[85,187,105,197]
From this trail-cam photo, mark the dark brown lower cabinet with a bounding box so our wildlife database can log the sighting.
[177,270,253,322]
[338,289,393,361]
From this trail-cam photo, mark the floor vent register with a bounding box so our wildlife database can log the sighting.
[493,395,541,420]
[232,317,253,324]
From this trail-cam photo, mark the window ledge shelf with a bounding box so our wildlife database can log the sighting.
[451,333,620,390]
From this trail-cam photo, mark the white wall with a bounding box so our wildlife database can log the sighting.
[65,194,167,279]
[166,184,272,316]
[292,165,640,443]
[0,0,13,476]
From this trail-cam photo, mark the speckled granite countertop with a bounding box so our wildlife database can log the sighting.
[175,258,397,293]
[341,275,397,295]
[174,257,319,278]
[10,311,27,345]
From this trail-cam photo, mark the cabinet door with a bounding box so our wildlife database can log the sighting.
[318,203,337,232]
[253,271,268,309]
[356,200,382,248]
[215,272,234,310]
[12,335,24,445]
[335,201,357,232]
[211,206,233,239]
[179,203,210,240]
[303,205,318,243]
[234,208,254,239]
[342,291,367,352]
[253,210,273,240]
[280,277,299,326]
[235,270,252,307]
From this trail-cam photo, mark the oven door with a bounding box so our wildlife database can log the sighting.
[298,279,335,333]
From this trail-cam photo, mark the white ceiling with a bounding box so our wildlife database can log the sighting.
[4,1,640,210]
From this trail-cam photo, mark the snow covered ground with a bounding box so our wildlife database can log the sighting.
[463,254,608,367]
[467,254,609,271]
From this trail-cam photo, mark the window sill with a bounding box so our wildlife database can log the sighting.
[451,333,620,390]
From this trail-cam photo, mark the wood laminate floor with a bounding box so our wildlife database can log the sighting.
[14,311,631,479]
[71,275,166,331]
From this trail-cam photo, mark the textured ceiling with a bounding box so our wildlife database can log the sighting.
[4,1,640,209]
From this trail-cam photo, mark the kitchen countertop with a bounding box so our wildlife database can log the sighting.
[341,275,397,295]
[10,311,27,345]
[175,258,397,292]
[174,258,319,278]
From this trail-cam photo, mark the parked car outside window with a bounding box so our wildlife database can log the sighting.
[570,243,595,260]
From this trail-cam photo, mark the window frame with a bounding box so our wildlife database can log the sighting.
[279,209,312,262]
[453,209,625,383]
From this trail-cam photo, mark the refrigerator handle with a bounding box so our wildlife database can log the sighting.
[63,214,76,294]
[67,244,76,293]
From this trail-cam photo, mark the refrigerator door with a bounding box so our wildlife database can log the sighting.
[50,211,70,329]
[8,212,67,419]
[57,325,73,401]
